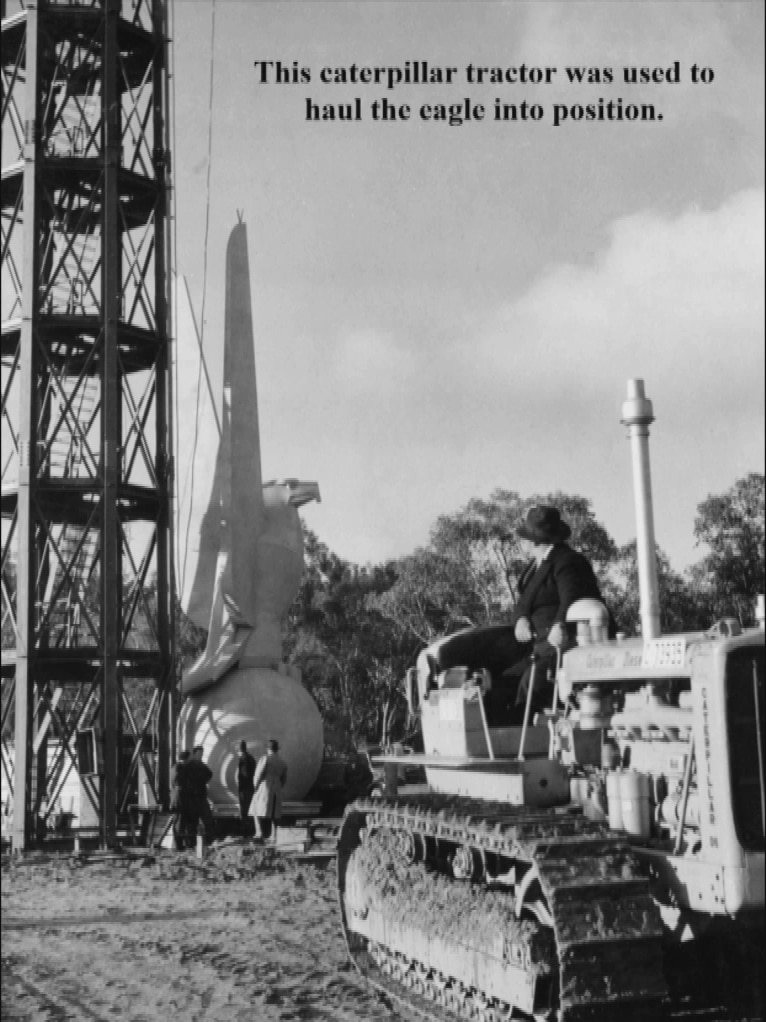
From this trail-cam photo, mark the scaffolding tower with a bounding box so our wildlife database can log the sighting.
[1,0,174,849]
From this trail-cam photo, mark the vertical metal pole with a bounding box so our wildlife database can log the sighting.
[518,654,538,762]
[621,379,661,640]
[550,647,563,712]
[33,376,53,829]
[101,0,121,847]
[384,762,398,798]
[165,0,180,777]
[153,0,172,807]
[12,3,40,853]
[474,682,495,761]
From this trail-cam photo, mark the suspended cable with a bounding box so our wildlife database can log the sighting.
[180,0,217,602]
[170,0,180,597]
[183,274,221,437]
[175,272,221,600]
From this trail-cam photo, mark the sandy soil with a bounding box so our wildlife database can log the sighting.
[2,839,762,1022]
[1,841,395,1022]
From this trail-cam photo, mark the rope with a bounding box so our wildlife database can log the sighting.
[180,0,217,602]
[170,0,181,596]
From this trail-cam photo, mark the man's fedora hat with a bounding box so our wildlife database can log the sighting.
[517,505,572,544]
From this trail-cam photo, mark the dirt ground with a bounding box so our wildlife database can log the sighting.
[1,841,395,1022]
[1,839,762,1022]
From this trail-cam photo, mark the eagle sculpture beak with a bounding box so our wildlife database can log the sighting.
[263,478,321,507]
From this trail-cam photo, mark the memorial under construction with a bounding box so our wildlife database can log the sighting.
[1,0,174,850]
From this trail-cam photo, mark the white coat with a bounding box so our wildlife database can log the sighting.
[250,750,288,820]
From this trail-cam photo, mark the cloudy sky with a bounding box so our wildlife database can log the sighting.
[172,1,764,572]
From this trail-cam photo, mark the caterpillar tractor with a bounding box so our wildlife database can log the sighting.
[337,379,765,1022]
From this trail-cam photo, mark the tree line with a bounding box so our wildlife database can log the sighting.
[275,473,764,754]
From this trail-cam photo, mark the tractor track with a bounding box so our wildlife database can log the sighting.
[337,795,757,1022]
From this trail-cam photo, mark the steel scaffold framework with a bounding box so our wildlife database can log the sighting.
[1,0,174,850]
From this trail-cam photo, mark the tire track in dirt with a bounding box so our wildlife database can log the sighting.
[1,852,398,1022]
[1,956,109,1022]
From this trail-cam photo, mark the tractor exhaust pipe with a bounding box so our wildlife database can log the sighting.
[621,379,661,639]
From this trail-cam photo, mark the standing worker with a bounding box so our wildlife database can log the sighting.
[251,739,288,842]
[170,749,192,849]
[186,745,214,838]
[236,740,256,833]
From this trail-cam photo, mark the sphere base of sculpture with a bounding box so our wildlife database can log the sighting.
[178,666,324,808]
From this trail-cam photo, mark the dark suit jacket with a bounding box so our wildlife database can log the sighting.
[170,761,188,812]
[511,543,604,642]
[237,752,256,795]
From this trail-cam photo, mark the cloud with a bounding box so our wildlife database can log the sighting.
[332,327,420,394]
[467,188,765,411]
[519,2,765,128]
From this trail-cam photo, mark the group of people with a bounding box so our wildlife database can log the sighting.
[170,745,214,848]
[237,738,288,840]
[170,738,288,849]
